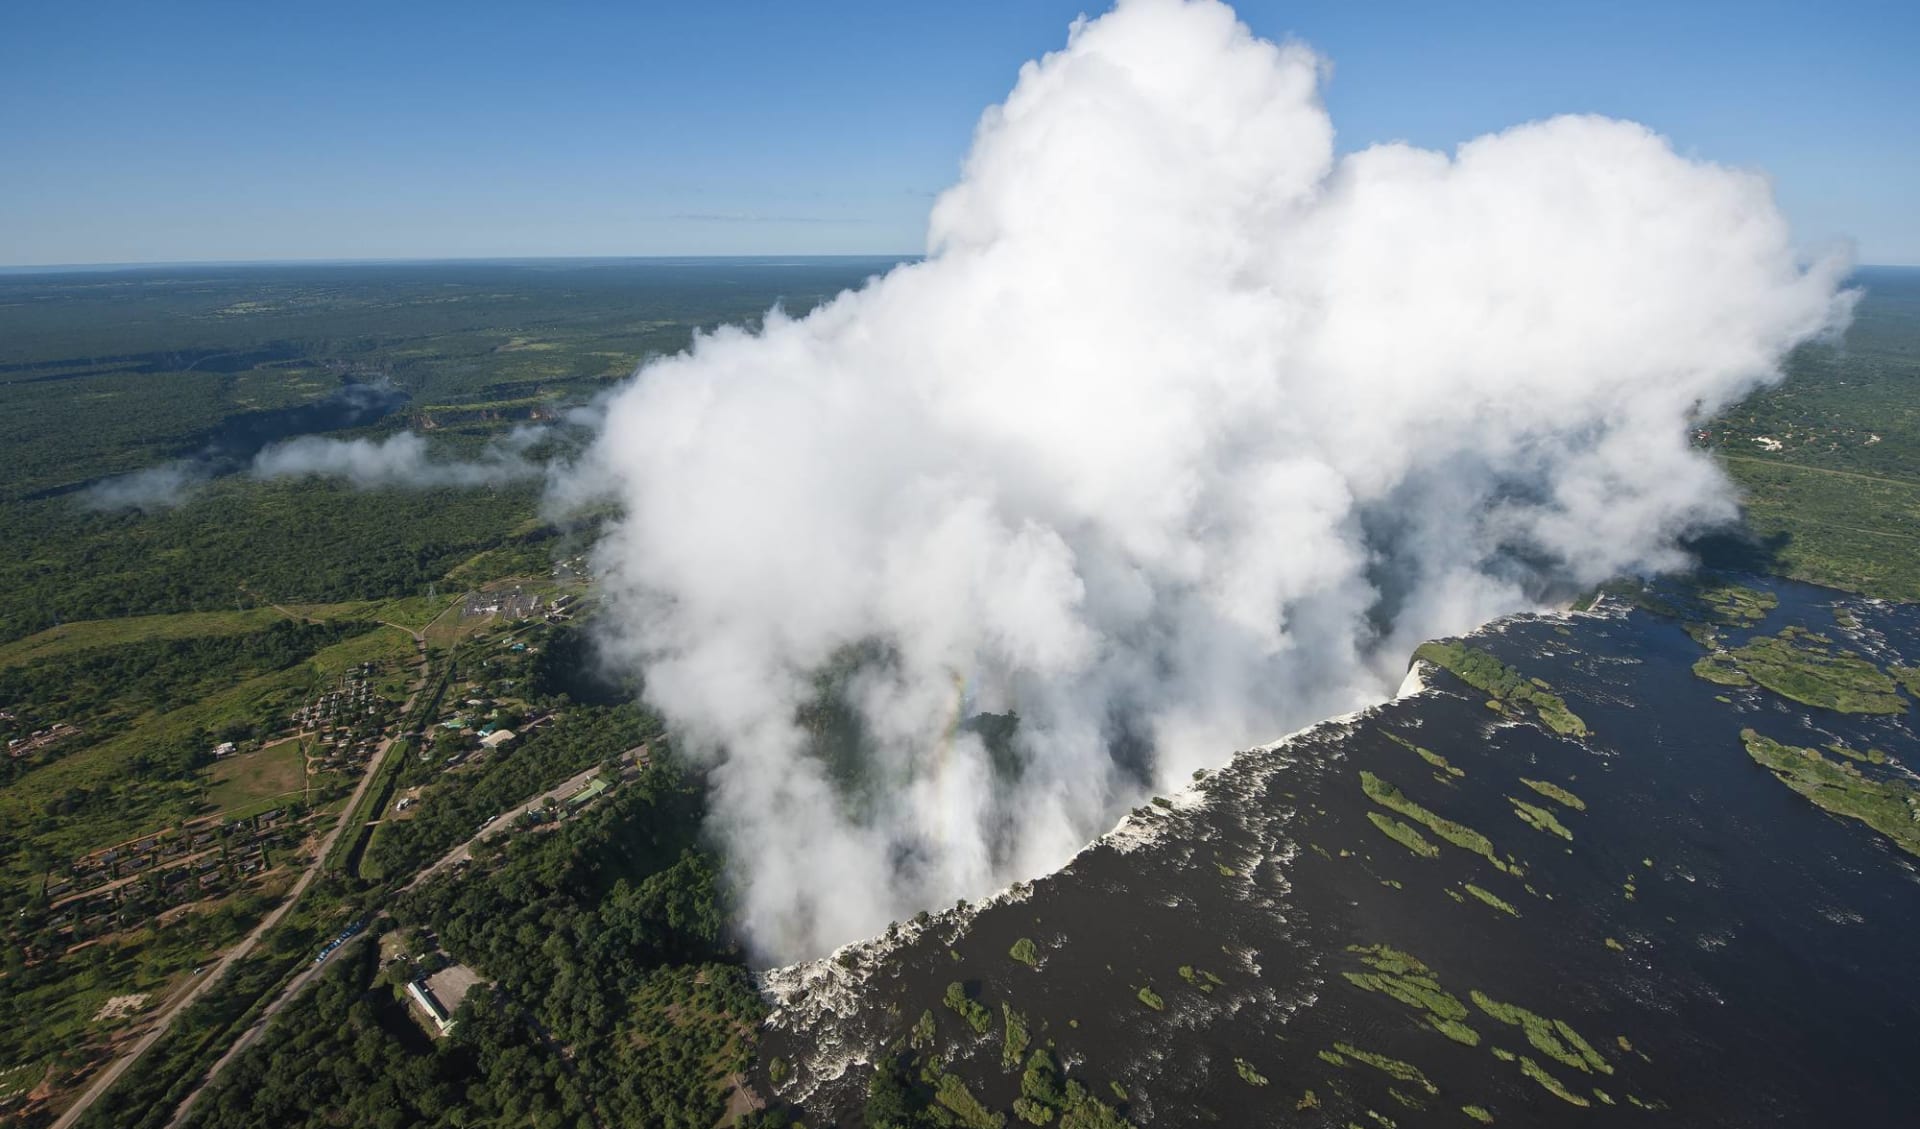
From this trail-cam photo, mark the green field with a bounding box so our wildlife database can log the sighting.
[0,624,415,862]
[1710,267,1920,601]
[204,740,312,816]
[0,608,294,670]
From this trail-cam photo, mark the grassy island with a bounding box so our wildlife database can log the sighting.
[1383,729,1465,778]
[1509,797,1573,841]
[1519,778,1585,811]
[1698,583,1777,624]
[1412,642,1588,737]
[1702,630,1907,713]
[1361,771,1515,873]
[1740,729,1920,856]
[1342,945,1482,1045]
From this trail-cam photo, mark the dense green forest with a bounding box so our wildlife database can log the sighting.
[183,760,762,1129]
[0,618,375,745]
[0,482,544,644]
[363,700,660,882]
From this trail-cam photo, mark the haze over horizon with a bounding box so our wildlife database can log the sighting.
[3,0,1917,267]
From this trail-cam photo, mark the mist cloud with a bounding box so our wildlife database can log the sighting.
[558,0,1853,961]
[251,430,543,489]
[80,462,207,512]
[80,380,414,510]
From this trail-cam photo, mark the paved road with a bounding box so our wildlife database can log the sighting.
[49,652,432,1129]
[159,930,375,1129]
[161,743,648,1127]
[404,743,648,893]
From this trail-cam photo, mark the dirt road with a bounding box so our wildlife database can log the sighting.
[404,743,648,893]
[50,661,431,1129]
[160,744,647,1125]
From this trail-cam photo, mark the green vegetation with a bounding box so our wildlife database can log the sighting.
[1692,653,1754,686]
[332,661,451,878]
[1003,1004,1031,1068]
[362,698,660,883]
[1177,965,1224,994]
[1368,811,1440,858]
[1516,1055,1591,1107]
[87,749,749,1129]
[1412,642,1588,737]
[0,260,921,1122]
[0,888,287,1101]
[1135,985,1165,1012]
[1234,1058,1269,1086]
[0,622,429,1117]
[0,606,372,670]
[1360,771,1516,874]
[1508,798,1573,841]
[1469,991,1611,1076]
[202,741,309,814]
[1518,778,1585,811]
[70,900,350,1129]
[1463,1104,1494,1123]
[945,981,993,1035]
[872,1047,1127,1129]
[1699,583,1777,624]
[935,1073,1007,1129]
[1341,945,1480,1046]
[1706,270,1920,600]
[1740,729,1920,856]
[1382,730,1464,778]
[1826,742,1889,765]
[1463,884,1519,917]
[1,623,411,866]
[1330,1043,1438,1095]
[1700,630,1907,713]
[1010,936,1040,966]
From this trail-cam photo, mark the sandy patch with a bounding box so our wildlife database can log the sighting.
[93,994,148,1022]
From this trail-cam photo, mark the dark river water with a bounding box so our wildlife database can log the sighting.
[758,576,1920,1127]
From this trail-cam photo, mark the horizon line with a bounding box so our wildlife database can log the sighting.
[0,253,925,275]
[3,253,1915,275]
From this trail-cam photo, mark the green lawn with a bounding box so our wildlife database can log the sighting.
[204,741,310,816]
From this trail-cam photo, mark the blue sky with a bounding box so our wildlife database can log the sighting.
[3,0,1914,266]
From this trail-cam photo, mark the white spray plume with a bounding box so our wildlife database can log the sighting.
[251,431,542,489]
[558,0,1853,962]
[81,462,207,511]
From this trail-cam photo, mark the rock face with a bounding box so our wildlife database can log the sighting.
[757,578,1920,1128]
